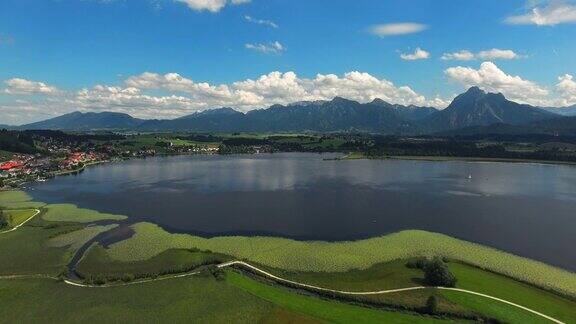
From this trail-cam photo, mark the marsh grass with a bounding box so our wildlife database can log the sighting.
[42,204,126,223]
[107,222,576,297]
[0,191,45,209]
[48,224,118,251]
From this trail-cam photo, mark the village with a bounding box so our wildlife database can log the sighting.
[0,132,222,189]
[0,151,107,188]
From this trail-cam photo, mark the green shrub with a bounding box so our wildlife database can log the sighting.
[424,258,457,287]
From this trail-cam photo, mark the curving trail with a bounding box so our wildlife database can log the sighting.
[0,209,41,234]
[0,239,565,323]
[17,260,559,324]
[223,261,565,324]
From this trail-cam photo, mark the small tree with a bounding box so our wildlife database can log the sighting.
[426,295,438,314]
[424,257,457,287]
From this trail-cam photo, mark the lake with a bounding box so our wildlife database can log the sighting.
[27,153,576,271]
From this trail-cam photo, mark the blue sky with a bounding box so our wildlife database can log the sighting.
[1,0,575,124]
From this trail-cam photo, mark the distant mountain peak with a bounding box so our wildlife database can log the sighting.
[330,96,358,104]
[464,86,485,96]
[287,100,328,107]
[424,86,555,131]
[370,98,391,106]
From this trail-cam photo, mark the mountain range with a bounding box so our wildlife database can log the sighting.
[541,105,576,116]
[7,87,576,135]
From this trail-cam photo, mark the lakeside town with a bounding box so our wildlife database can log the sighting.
[0,130,220,188]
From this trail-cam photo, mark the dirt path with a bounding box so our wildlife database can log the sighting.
[0,209,40,234]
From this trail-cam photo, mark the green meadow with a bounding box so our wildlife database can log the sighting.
[1,208,37,228]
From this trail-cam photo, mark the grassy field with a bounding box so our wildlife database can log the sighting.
[42,204,126,223]
[1,209,38,228]
[449,262,576,323]
[105,222,576,297]
[262,259,423,291]
[76,244,231,280]
[0,277,287,324]
[48,225,118,252]
[257,259,471,316]
[0,221,83,275]
[226,271,452,324]
[440,290,551,324]
[257,260,576,322]
[0,191,45,209]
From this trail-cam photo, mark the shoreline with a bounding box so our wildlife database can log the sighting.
[341,152,576,166]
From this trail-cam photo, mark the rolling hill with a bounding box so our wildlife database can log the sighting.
[20,111,145,131]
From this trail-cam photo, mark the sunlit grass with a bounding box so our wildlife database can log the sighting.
[42,204,126,223]
[0,191,45,209]
[106,222,576,297]
[2,209,37,228]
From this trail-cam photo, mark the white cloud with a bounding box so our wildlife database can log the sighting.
[556,74,576,105]
[505,0,576,26]
[245,41,285,54]
[369,23,427,37]
[400,48,430,61]
[477,49,520,60]
[124,71,449,110]
[175,0,248,13]
[445,61,551,106]
[3,78,59,95]
[441,50,475,61]
[1,71,452,124]
[442,49,520,61]
[244,15,278,28]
